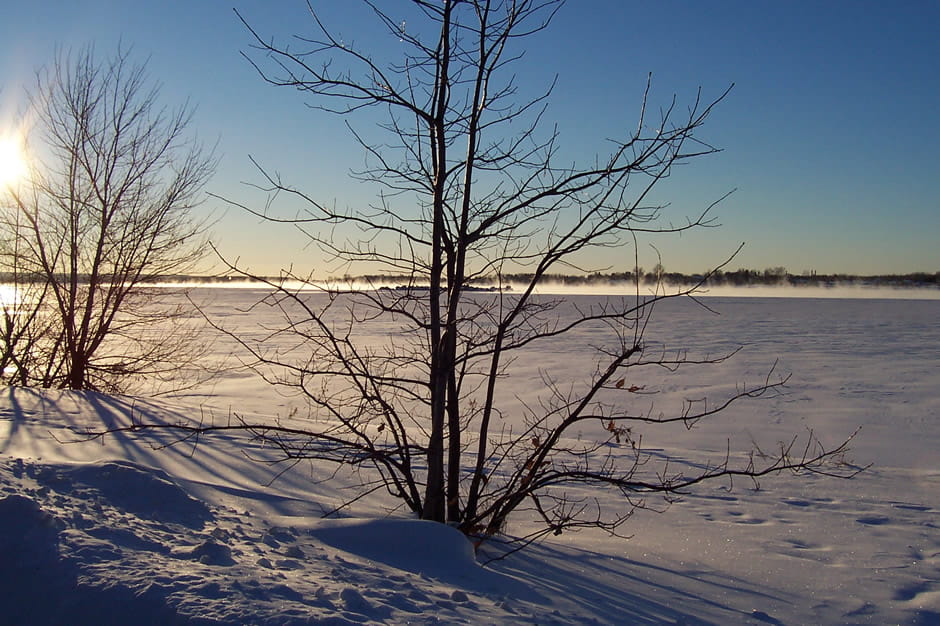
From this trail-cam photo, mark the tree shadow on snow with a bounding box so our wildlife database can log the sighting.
[482,538,790,625]
[0,388,319,516]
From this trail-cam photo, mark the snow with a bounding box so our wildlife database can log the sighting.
[1,290,938,624]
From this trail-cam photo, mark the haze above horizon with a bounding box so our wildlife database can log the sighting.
[1,1,937,276]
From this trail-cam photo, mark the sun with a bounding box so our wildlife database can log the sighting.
[0,134,28,188]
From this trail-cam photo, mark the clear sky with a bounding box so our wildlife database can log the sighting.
[1,1,938,277]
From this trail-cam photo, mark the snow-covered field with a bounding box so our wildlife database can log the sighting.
[1,289,938,625]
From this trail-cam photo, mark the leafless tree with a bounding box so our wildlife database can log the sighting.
[0,46,216,393]
[87,0,860,548]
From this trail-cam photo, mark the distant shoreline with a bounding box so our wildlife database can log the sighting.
[139,277,939,300]
[134,269,939,290]
[3,271,937,300]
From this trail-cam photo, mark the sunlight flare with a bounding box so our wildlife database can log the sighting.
[0,133,27,188]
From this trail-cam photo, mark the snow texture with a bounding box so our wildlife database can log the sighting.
[1,291,938,624]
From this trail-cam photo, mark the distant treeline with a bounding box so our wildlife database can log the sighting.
[493,268,940,289]
[147,268,940,290]
[5,269,935,289]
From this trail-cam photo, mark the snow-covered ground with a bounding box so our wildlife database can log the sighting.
[1,290,938,625]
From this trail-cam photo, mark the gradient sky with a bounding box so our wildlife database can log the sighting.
[1,1,938,276]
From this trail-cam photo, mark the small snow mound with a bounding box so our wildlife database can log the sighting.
[310,518,476,575]
[309,517,542,600]
[172,538,234,566]
[0,494,60,561]
[340,587,373,615]
[48,460,212,528]
[0,494,73,624]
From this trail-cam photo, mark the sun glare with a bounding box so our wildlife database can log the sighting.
[0,135,27,188]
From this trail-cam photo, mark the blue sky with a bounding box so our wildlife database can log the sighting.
[1,1,937,276]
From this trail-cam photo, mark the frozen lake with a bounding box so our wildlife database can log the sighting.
[185,287,940,621]
[189,288,939,469]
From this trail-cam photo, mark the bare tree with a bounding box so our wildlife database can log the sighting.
[0,46,216,393]
[87,1,859,548]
